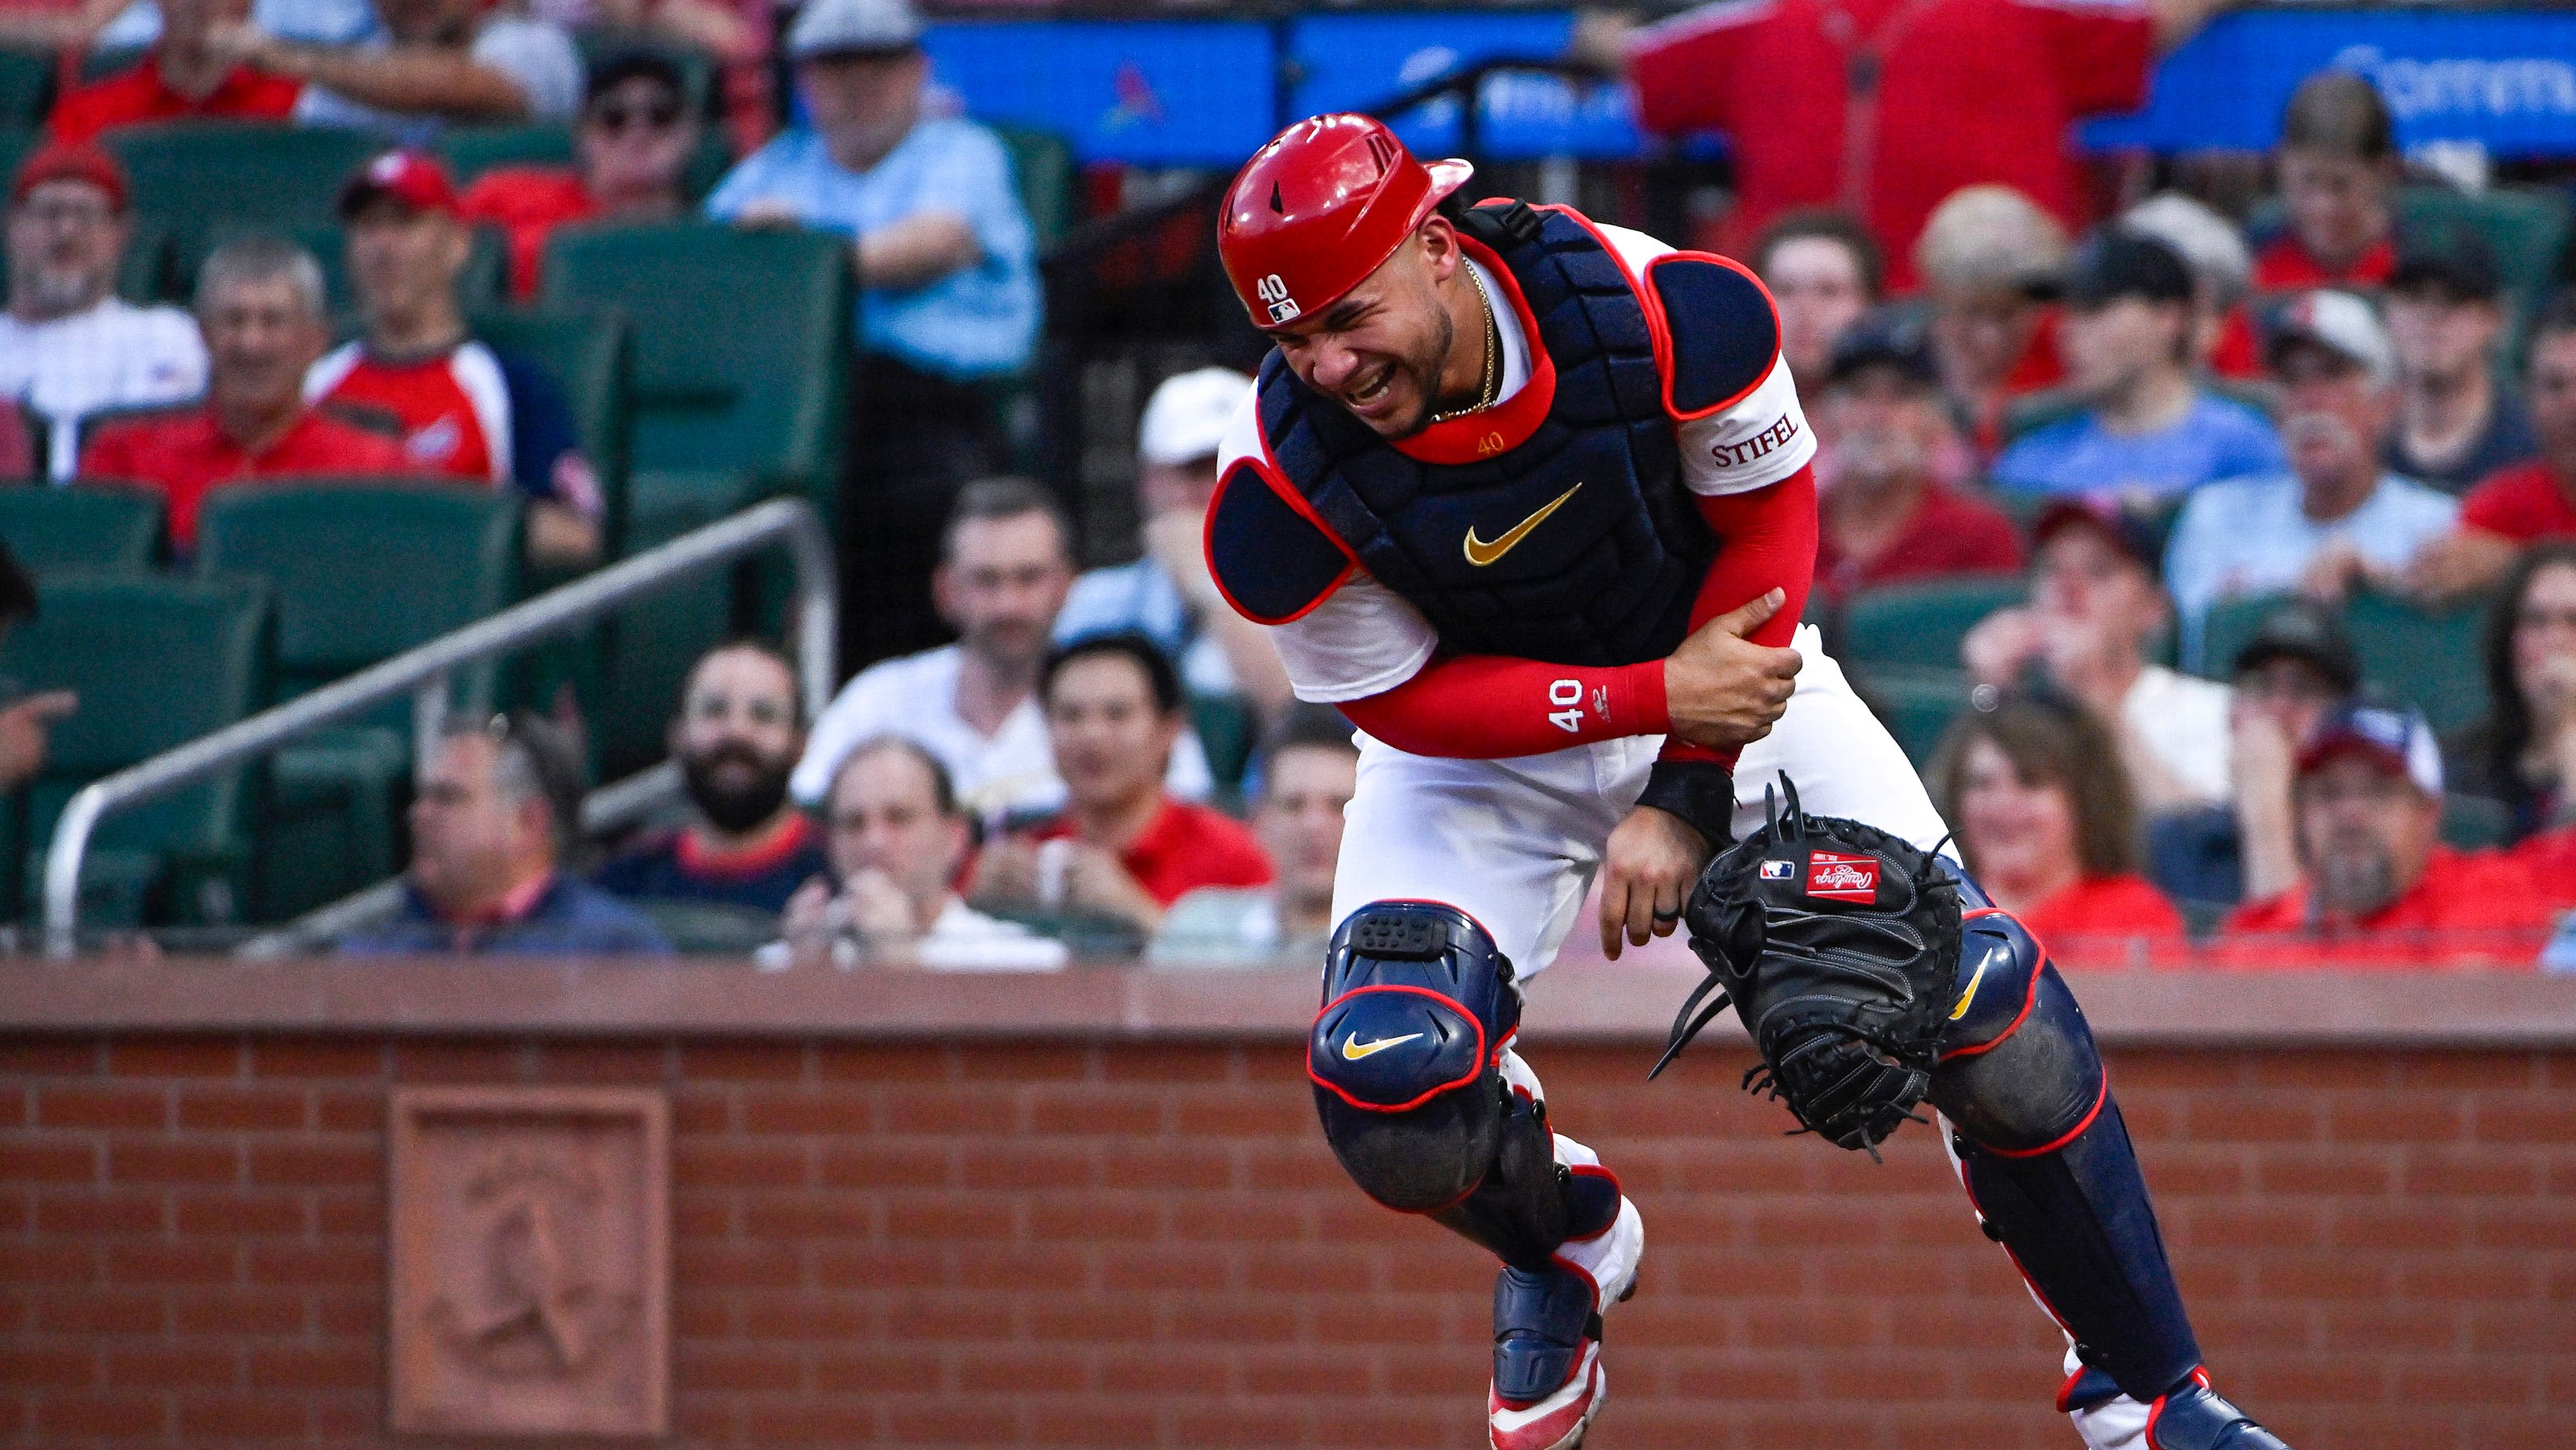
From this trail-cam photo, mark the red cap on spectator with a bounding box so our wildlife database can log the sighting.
[11,141,129,213]
[337,150,459,218]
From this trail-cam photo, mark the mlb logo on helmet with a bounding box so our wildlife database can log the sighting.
[1805,850,1878,903]
[1758,859,1794,882]
[1256,274,1299,324]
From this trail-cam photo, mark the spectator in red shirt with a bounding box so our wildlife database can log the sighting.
[2219,702,2556,966]
[1810,308,2021,605]
[1909,185,2069,459]
[460,49,704,301]
[1604,0,2231,291]
[2408,292,2576,598]
[970,633,1272,942]
[78,236,413,552]
[1931,689,2186,959]
[2252,70,2399,299]
[308,151,602,568]
[47,0,303,145]
[1751,209,1880,387]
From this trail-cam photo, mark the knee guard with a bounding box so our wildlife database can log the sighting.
[1309,903,1614,1269]
[1932,909,2203,1405]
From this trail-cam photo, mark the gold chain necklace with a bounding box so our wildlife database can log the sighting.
[1429,262,1502,425]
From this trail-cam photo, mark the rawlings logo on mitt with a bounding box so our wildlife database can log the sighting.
[1649,775,1962,1159]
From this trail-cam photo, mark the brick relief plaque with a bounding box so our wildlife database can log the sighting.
[388,1086,670,1438]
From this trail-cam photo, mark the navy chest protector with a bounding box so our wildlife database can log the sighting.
[1210,200,1782,667]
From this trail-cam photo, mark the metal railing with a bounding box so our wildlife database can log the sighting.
[43,497,836,957]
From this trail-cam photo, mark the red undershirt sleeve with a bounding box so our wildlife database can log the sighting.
[1335,465,1817,762]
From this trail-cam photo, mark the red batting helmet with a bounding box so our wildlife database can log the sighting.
[1217,114,1474,328]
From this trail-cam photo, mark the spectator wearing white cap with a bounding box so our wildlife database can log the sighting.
[1052,367,1289,721]
[2163,289,2456,664]
[706,0,1039,663]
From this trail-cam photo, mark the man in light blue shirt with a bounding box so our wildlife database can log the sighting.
[705,0,1040,663]
[2165,290,2457,668]
[1055,366,1290,721]
[705,0,1037,383]
[1996,229,2285,502]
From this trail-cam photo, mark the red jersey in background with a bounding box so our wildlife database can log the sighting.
[2214,846,2556,968]
[1030,799,1274,907]
[1629,0,2153,291]
[2458,461,2576,543]
[78,407,415,550]
[49,57,301,144]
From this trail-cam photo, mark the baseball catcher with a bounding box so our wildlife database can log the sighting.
[1208,114,2289,1448]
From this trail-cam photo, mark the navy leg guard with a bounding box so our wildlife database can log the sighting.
[1309,902,1615,1269]
[1934,909,2202,1405]
[1491,1261,1602,1405]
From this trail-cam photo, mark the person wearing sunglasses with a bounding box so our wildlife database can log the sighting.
[460,48,703,302]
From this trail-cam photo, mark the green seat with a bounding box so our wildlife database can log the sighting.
[1851,666,1975,770]
[196,483,522,919]
[2439,791,2511,852]
[0,125,37,198]
[0,483,162,574]
[0,50,51,128]
[1842,575,2027,674]
[440,122,733,201]
[103,123,382,296]
[2340,585,2495,736]
[468,304,630,550]
[541,222,850,772]
[0,573,269,929]
[2396,185,2571,345]
[1188,692,1257,799]
[540,222,848,506]
[989,122,1074,251]
[2195,592,2294,684]
[466,304,630,744]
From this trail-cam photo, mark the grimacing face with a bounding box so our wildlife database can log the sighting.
[1263,220,1464,440]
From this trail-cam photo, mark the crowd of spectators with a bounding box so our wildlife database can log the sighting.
[0,1,2570,971]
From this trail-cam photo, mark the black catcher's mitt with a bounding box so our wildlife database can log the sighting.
[1648,776,1962,1159]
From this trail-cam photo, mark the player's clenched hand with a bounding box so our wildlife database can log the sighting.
[1661,589,1799,748]
[1598,804,1714,959]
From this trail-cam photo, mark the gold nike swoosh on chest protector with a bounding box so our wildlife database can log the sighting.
[1462,481,1584,567]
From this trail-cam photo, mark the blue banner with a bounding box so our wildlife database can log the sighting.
[914,9,2576,167]
[2083,10,2576,157]
[1287,14,1646,160]
[919,21,1277,167]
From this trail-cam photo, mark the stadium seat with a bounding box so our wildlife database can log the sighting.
[0,483,162,574]
[1852,666,1974,769]
[2395,185,2571,345]
[539,222,850,773]
[103,123,383,288]
[0,125,36,198]
[0,572,270,929]
[195,483,522,919]
[465,304,630,742]
[0,51,50,128]
[539,223,848,510]
[2195,591,2292,684]
[467,304,630,549]
[990,122,1075,251]
[2340,585,2495,736]
[438,122,733,201]
[1840,574,2027,673]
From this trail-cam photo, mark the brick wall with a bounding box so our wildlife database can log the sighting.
[2,1031,2568,1449]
